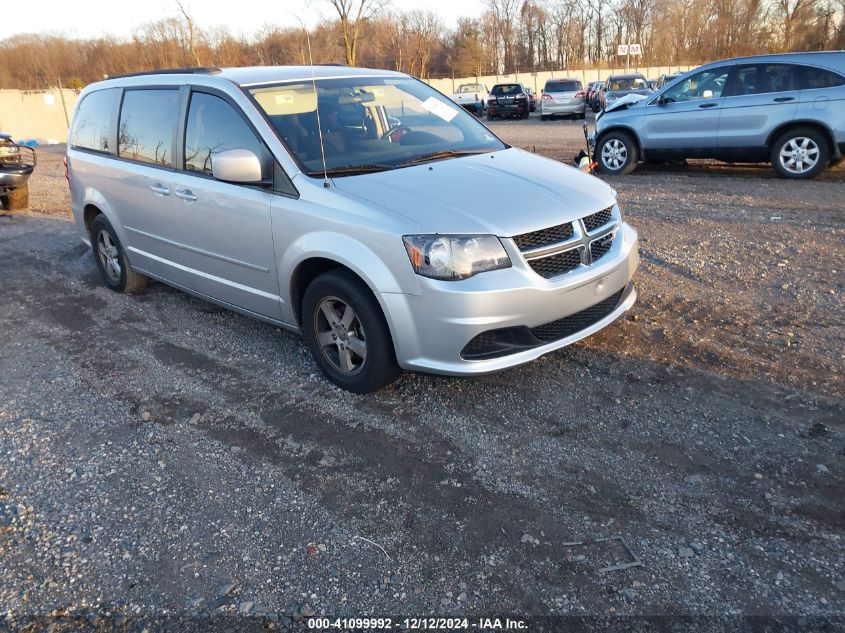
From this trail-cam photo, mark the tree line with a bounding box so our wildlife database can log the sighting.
[1,0,844,90]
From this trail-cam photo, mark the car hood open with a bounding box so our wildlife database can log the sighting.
[332,148,615,237]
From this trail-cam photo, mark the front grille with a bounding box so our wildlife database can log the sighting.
[590,234,614,262]
[511,207,617,280]
[528,248,582,278]
[530,288,625,342]
[583,207,613,232]
[512,223,574,251]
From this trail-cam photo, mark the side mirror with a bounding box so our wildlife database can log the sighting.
[211,149,262,184]
[656,95,666,106]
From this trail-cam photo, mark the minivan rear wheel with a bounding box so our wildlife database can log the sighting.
[597,131,638,175]
[90,214,147,293]
[302,269,400,393]
[771,127,829,179]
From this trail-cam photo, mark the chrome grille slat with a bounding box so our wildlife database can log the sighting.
[510,205,618,279]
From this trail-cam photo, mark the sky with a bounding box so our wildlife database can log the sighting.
[7,0,486,39]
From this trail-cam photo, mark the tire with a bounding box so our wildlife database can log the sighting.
[486,111,494,121]
[578,111,587,120]
[302,269,400,393]
[5,185,28,211]
[771,127,829,179]
[90,214,147,293]
[540,115,549,121]
[596,131,639,175]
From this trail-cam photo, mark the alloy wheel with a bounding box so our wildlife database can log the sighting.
[313,296,367,375]
[601,139,628,170]
[97,230,121,282]
[779,137,819,175]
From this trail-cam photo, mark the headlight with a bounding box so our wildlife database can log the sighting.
[402,235,511,280]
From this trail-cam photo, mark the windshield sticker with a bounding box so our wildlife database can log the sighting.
[421,97,459,122]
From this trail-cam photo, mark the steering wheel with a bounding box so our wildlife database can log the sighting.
[381,124,412,143]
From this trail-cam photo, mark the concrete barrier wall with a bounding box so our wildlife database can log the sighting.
[0,89,79,143]
[425,65,696,95]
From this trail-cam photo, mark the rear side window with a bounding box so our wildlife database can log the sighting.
[729,64,795,95]
[118,89,179,167]
[795,65,845,89]
[184,92,265,175]
[545,81,581,92]
[71,89,118,153]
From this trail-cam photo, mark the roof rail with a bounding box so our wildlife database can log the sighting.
[106,67,222,80]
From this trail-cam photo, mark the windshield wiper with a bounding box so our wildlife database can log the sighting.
[395,149,489,167]
[307,163,395,177]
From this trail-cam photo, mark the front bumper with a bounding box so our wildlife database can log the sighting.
[0,165,34,188]
[382,222,639,375]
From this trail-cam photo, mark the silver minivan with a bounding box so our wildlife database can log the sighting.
[591,52,845,178]
[67,66,639,392]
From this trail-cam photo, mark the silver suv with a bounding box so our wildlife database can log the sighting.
[592,52,845,178]
[67,66,639,392]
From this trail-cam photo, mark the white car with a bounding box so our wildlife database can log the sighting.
[450,83,489,115]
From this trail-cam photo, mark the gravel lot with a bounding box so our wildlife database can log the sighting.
[1,119,843,631]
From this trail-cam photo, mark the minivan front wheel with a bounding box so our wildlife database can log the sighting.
[302,270,400,393]
[771,128,829,179]
[90,214,147,293]
[597,132,638,175]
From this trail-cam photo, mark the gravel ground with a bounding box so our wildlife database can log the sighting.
[0,126,843,632]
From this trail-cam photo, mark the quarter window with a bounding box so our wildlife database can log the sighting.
[184,92,264,175]
[71,89,118,153]
[795,65,845,89]
[662,68,730,102]
[118,89,179,167]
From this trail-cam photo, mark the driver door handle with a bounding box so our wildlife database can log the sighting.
[150,183,170,195]
[174,189,197,202]
[698,102,718,109]
[773,96,795,102]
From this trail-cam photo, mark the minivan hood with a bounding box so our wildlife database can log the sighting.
[333,148,615,237]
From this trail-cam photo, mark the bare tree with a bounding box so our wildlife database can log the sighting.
[175,0,202,66]
[324,0,390,66]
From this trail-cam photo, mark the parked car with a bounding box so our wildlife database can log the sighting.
[586,81,602,105]
[524,87,537,112]
[655,72,683,89]
[590,52,845,179]
[487,83,531,119]
[539,78,586,120]
[66,65,638,392]
[591,81,606,112]
[450,82,489,115]
[601,73,653,110]
[0,134,36,210]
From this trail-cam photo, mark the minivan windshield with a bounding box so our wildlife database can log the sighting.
[248,77,505,177]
